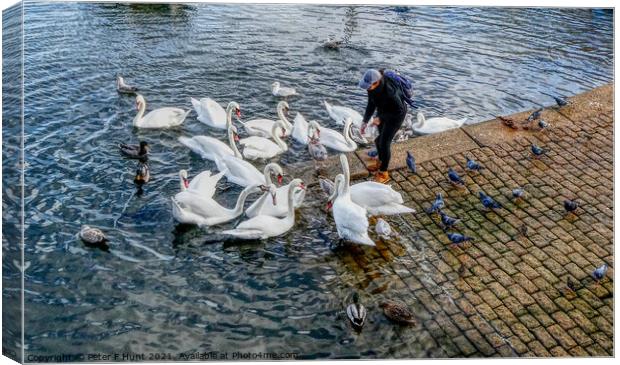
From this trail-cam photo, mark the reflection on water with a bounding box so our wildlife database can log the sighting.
[8,1,613,358]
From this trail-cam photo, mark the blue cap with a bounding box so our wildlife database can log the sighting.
[358,69,381,89]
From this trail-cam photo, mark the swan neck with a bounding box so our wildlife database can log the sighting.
[342,156,351,191]
[228,128,242,158]
[226,105,233,129]
[344,122,355,147]
[134,100,146,126]
[277,105,292,131]
[272,125,288,151]
[232,186,254,215]
[287,185,297,219]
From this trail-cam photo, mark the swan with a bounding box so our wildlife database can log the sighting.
[245,176,306,218]
[213,137,266,187]
[116,75,138,94]
[291,112,310,144]
[412,112,467,135]
[239,122,288,160]
[328,154,415,216]
[178,102,242,161]
[178,169,225,198]
[311,119,357,152]
[191,97,240,129]
[133,94,190,129]
[244,163,292,218]
[307,122,328,163]
[240,101,292,137]
[329,174,374,246]
[172,184,267,226]
[222,179,305,239]
[271,82,297,97]
[324,100,363,127]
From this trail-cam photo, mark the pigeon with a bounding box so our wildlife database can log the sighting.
[566,277,577,293]
[466,157,483,171]
[517,224,528,237]
[375,218,393,238]
[531,144,545,156]
[439,211,461,230]
[319,178,335,198]
[538,120,550,129]
[512,188,525,200]
[564,200,578,214]
[553,96,569,107]
[479,192,502,209]
[527,108,543,122]
[592,264,608,283]
[497,115,519,129]
[446,232,473,246]
[346,292,367,330]
[448,168,465,186]
[367,149,378,158]
[406,151,417,174]
[426,193,445,213]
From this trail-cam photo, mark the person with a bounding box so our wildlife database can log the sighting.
[358,68,407,183]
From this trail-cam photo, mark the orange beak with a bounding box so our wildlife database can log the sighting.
[234,133,240,142]
[235,109,241,118]
[277,174,283,185]
[183,178,189,189]
[326,201,333,210]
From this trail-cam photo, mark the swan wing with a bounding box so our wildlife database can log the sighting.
[196,98,227,128]
[351,182,404,206]
[223,215,291,239]
[174,192,227,219]
[218,155,264,187]
[140,107,188,128]
[189,169,225,198]
[333,197,374,246]
[291,112,309,144]
[366,203,416,216]
[179,136,233,161]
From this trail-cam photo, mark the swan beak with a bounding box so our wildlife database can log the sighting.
[277,174,283,185]
[235,109,241,118]
[234,133,240,142]
[183,178,189,189]
[300,183,306,190]
[326,201,333,210]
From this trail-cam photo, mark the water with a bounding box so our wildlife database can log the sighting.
[4,1,613,359]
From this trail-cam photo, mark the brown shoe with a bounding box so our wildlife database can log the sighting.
[374,171,391,184]
[367,160,381,172]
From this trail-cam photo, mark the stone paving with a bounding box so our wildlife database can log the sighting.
[321,85,613,357]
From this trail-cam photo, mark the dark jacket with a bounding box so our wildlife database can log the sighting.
[362,76,407,125]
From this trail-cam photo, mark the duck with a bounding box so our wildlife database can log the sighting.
[380,300,416,325]
[411,112,467,135]
[116,75,139,94]
[244,163,296,218]
[346,292,367,330]
[133,160,150,185]
[324,100,363,127]
[239,122,288,160]
[178,103,242,162]
[290,112,310,144]
[172,184,268,226]
[239,101,292,137]
[271,81,297,97]
[222,179,305,239]
[213,138,267,187]
[133,94,190,129]
[178,169,225,199]
[328,173,374,246]
[191,97,240,130]
[311,119,357,152]
[332,154,415,216]
[119,141,149,159]
[79,225,107,244]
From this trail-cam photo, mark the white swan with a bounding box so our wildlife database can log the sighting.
[271,82,297,97]
[245,176,306,218]
[239,122,288,160]
[213,137,266,187]
[240,101,292,137]
[133,94,190,129]
[324,100,363,128]
[222,179,305,239]
[245,163,292,218]
[312,118,357,152]
[333,154,415,216]
[191,97,240,129]
[291,112,310,144]
[178,102,242,161]
[172,184,266,226]
[329,174,374,246]
[178,169,225,198]
[412,112,467,135]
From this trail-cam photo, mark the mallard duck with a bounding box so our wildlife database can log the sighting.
[346,292,367,330]
[119,141,149,159]
[380,300,416,325]
[134,160,150,186]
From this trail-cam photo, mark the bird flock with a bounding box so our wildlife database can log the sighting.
[78,76,609,330]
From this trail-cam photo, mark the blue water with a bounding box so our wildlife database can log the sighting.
[2,1,613,359]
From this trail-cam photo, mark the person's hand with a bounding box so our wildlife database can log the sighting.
[372,117,381,126]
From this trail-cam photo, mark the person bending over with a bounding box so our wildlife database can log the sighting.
[359,68,407,184]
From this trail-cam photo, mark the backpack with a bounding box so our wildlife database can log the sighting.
[383,69,415,108]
